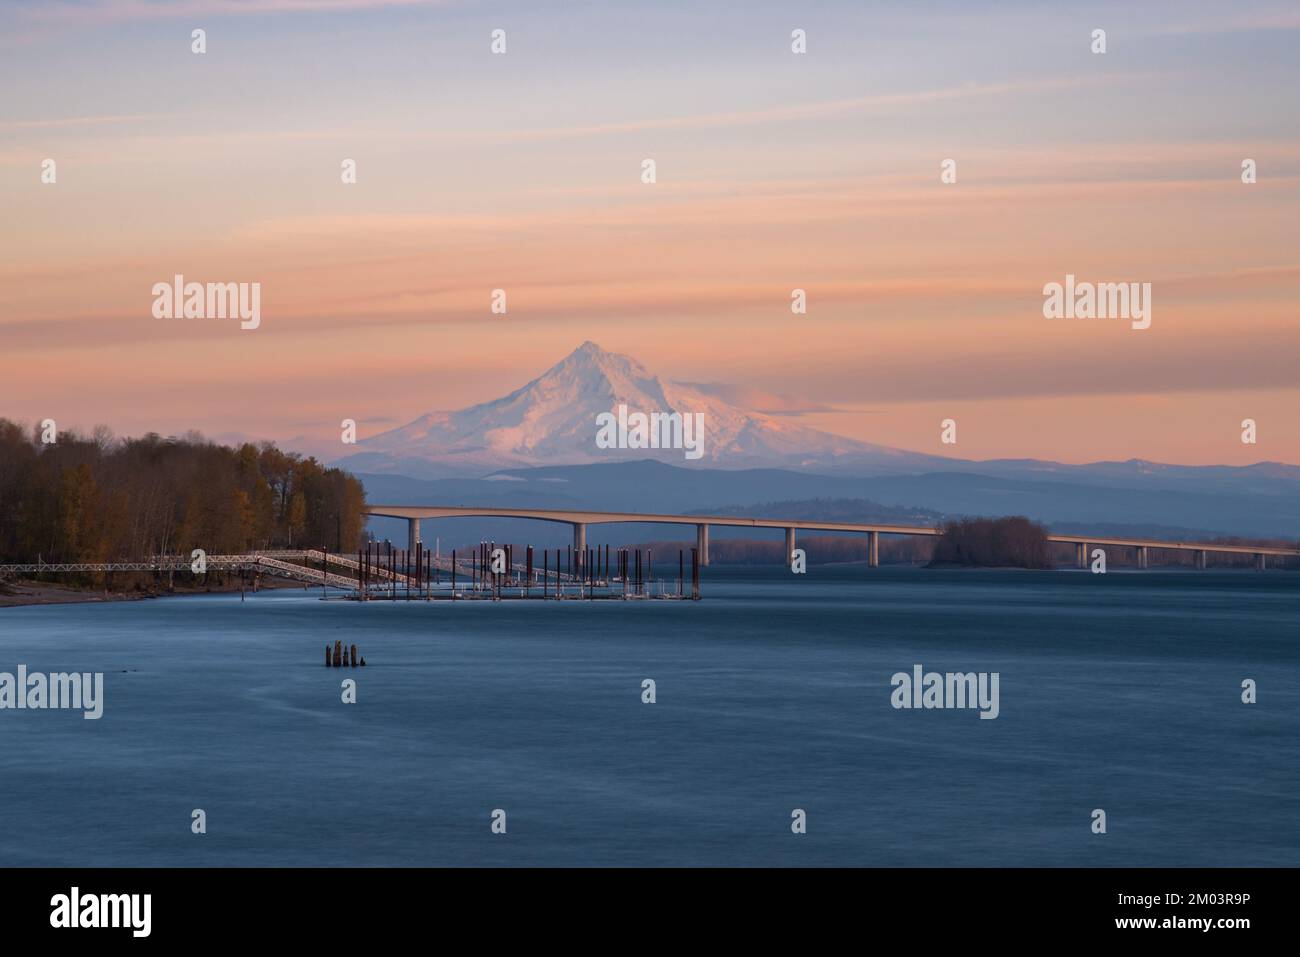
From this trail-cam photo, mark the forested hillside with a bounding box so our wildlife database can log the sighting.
[0,419,366,562]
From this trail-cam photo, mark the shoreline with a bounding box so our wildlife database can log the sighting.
[0,577,312,609]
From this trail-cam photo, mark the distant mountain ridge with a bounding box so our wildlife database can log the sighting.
[356,459,1300,541]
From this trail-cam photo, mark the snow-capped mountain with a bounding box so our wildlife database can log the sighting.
[336,341,953,477]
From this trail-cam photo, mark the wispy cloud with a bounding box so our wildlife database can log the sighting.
[17,0,453,22]
[454,74,1167,143]
[1154,11,1300,34]
[0,113,185,132]
[0,74,1165,152]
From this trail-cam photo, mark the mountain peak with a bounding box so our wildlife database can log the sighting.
[344,342,949,476]
[535,341,660,401]
[553,340,642,374]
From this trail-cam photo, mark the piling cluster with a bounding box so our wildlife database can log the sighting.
[350,539,700,601]
[326,640,364,667]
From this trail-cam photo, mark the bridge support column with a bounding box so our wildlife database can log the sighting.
[1136,546,1148,570]
[1256,553,1266,572]
[573,523,586,571]
[696,524,709,566]
[868,530,879,567]
[1077,543,1088,568]
[785,527,796,565]
[1195,549,1207,571]
[407,518,421,558]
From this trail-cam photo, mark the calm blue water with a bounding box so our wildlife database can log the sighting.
[1,566,1297,867]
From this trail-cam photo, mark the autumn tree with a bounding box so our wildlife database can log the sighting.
[0,419,368,563]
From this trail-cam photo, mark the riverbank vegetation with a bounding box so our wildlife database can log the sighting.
[929,516,1053,568]
[0,419,367,563]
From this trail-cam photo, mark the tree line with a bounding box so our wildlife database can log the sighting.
[929,516,1053,568]
[0,419,367,563]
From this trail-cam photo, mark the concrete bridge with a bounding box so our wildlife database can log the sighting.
[365,505,1300,570]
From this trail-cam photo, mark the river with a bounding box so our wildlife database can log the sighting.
[1,566,1296,866]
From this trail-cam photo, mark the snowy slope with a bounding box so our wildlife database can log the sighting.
[341,341,951,476]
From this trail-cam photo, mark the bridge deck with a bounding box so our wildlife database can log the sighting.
[365,505,1300,557]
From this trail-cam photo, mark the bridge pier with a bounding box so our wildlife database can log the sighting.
[785,527,796,565]
[1076,543,1087,568]
[1195,549,1207,571]
[1136,546,1148,570]
[867,530,879,567]
[1256,552,1266,572]
[696,524,709,566]
[573,523,586,571]
[407,518,421,559]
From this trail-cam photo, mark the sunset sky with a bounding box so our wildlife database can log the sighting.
[2,0,1298,466]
